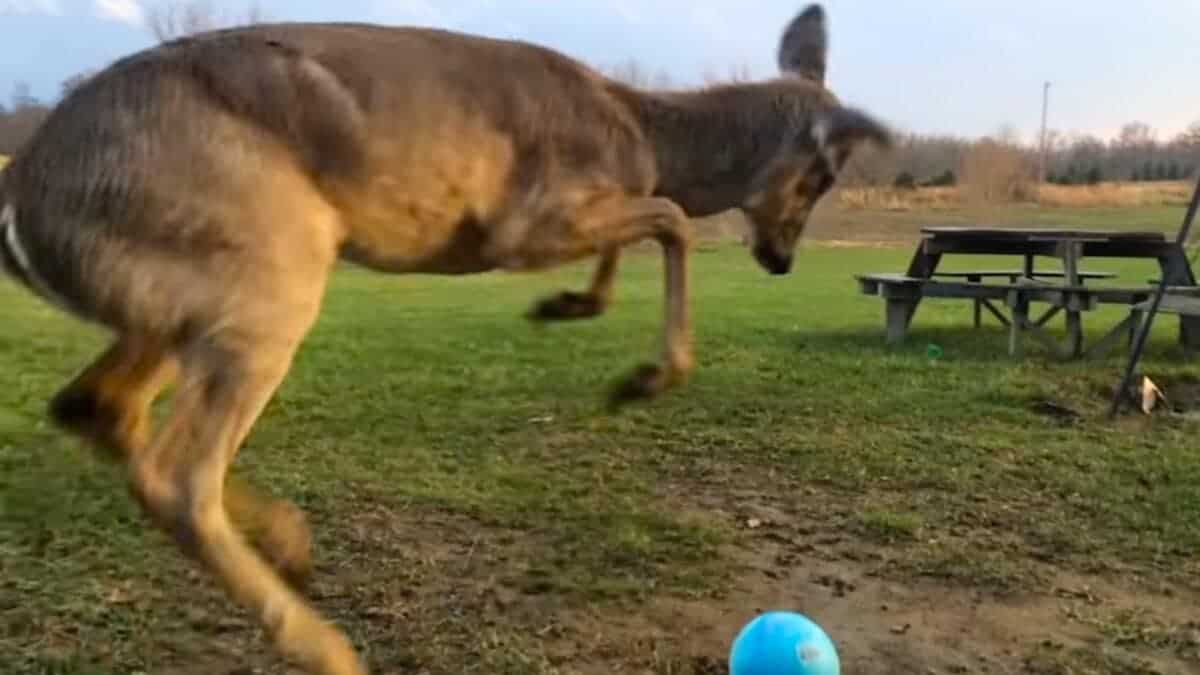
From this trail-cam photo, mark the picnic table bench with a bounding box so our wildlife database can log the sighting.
[855,226,1200,359]
[929,269,1117,330]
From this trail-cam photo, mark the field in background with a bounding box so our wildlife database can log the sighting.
[3,199,1200,674]
[836,180,1195,212]
[692,180,1194,245]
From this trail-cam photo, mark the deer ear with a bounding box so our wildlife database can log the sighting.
[778,4,828,83]
[811,106,894,160]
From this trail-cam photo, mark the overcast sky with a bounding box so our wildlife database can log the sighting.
[2,0,1197,143]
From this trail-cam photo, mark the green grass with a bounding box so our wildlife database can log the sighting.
[2,230,1200,674]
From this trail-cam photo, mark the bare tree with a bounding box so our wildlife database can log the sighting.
[144,0,267,42]
[1179,121,1200,149]
[961,132,1036,204]
[0,81,51,155]
[701,63,755,86]
[603,59,673,89]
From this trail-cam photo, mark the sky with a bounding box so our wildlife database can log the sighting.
[1,0,1198,144]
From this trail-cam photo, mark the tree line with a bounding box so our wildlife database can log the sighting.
[840,122,1200,194]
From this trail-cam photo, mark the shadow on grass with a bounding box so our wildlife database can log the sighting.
[765,322,1200,429]
[784,325,1113,365]
[782,321,1199,367]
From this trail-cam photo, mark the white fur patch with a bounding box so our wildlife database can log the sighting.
[1,203,72,310]
[810,115,839,172]
[810,115,831,149]
[0,203,18,278]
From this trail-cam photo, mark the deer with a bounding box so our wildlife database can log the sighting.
[0,4,890,674]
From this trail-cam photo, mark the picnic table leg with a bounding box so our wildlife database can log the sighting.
[1183,320,1200,352]
[1060,241,1085,358]
[1007,290,1027,357]
[885,298,913,344]
[968,273,982,328]
[905,246,941,278]
[1158,249,1200,350]
[1065,307,1084,358]
[1083,309,1141,360]
[1061,243,1081,286]
[903,246,940,326]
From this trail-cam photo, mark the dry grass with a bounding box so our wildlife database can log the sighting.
[836,185,959,212]
[836,180,1195,212]
[1037,181,1196,208]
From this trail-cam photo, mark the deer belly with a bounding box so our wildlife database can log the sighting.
[338,205,498,275]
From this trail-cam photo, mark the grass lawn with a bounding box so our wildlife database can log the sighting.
[2,217,1200,674]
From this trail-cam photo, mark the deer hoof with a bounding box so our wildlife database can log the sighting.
[256,501,315,592]
[526,291,604,322]
[608,363,671,410]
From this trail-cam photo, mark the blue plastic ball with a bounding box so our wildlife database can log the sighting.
[729,611,840,675]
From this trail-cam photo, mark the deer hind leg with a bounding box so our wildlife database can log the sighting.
[527,248,621,321]
[129,291,364,675]
[49,338,316,589]
[49,338,179,463]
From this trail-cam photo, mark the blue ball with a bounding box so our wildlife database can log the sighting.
[729,611,840,675]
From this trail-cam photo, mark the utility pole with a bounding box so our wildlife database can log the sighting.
[1037,81,1051,187]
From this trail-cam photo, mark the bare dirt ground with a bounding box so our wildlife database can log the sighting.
[124,485,1199,675]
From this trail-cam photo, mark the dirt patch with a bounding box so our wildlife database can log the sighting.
[168,500,1192,675]
[666,528,1200,675]
[1028,398,1084,425]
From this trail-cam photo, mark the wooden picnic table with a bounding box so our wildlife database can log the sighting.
[856,226,1200,358]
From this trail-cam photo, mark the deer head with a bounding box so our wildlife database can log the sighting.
[742,4,892,275]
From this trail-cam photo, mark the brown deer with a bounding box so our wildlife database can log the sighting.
[0,4,890,674]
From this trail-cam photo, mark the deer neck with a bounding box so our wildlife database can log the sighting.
[621,83,800,217]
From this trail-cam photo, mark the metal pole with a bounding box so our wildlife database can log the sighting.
[1038,82,1050,187]
[1108,175,1200,418]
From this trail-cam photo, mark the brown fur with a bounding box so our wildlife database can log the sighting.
[0,5,890,674]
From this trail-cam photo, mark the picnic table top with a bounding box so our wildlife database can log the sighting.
[919,226,1166,242]
[930,269,1116,278]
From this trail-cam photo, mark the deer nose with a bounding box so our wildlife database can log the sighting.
[753,244,793,275]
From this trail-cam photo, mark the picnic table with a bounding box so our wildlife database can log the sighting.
[855,226,1200,359]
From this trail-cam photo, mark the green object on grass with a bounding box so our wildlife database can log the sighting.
[926,343,944,359]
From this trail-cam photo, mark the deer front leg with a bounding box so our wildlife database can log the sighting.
[527,248,621,322]
[609,226,691,408]
[494,195,694,407]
